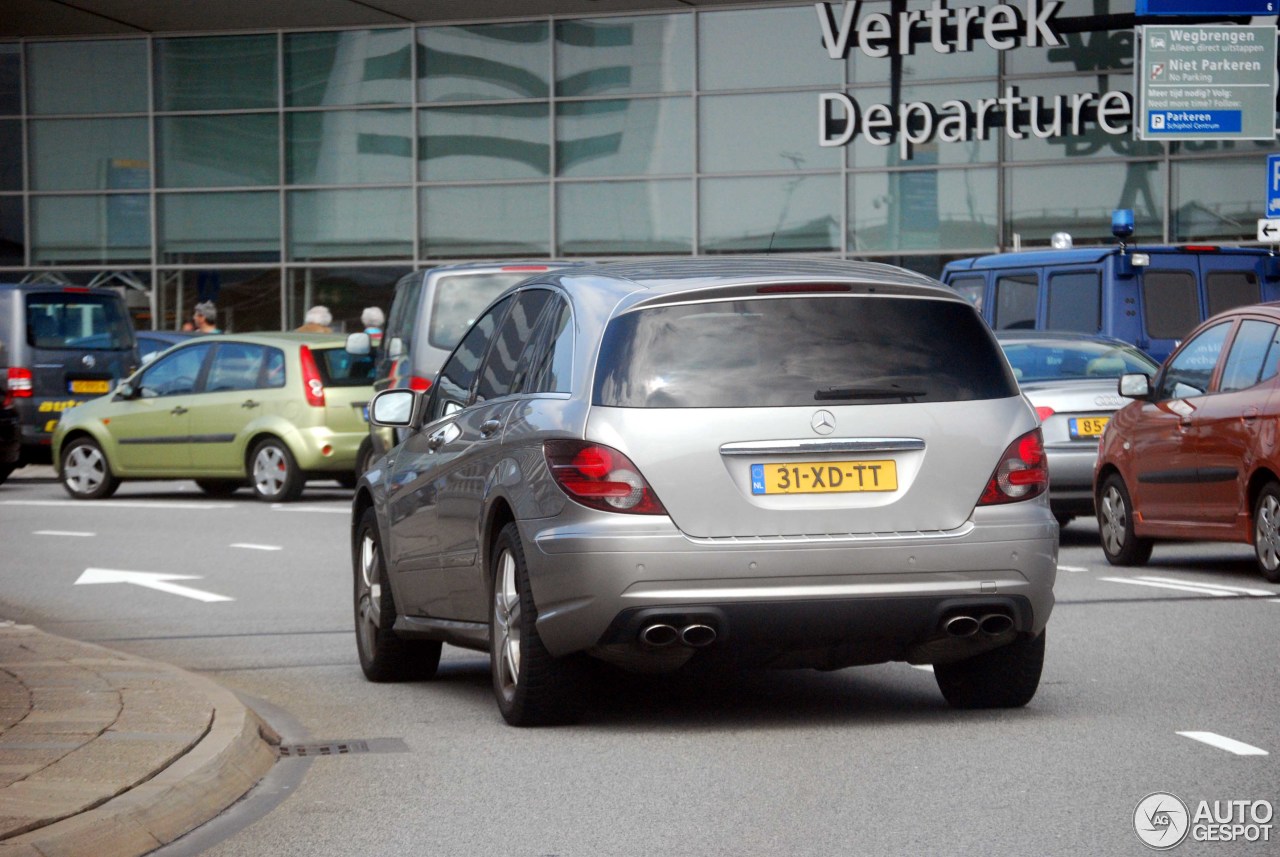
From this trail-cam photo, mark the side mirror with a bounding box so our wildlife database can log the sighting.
[387,336,405,359]
[369,388,417,428]
[114,381,137,400]
[1118,373,1152,399]
[345,331,371,356]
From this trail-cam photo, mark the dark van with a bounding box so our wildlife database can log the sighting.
[941,245,1280,363]
[0,284,139,467]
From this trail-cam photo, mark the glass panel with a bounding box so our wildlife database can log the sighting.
[1220,320,1279,393]
[24,291,133,350]
[555,14,692,96]
[699,6,842,90]
[27,40,147,114]
[420,184,549,259]
[0,44,19,115]
[1206,271,1260,317]
[155,35,278,111]
[558,179,691,256]
[29,118,149,191]
[288,188,413,261]
[949,275,985,310]
[420,104,549,181]
[994,274,1038,329]
[1007,162,1162,248]
[846,0,998,84]
[1172,158,1266,243]
[418,23,550,102]
[700,92,841,173]
[139,343,213,397]
[476,289,552,402]
[1006,76,1155,162]
[159,191,280,264]
[430,295,514,420]
[850,168,997,251]
[31,194,151,264]
[1143,270,1199,341]
[157,115,279,188]
[1157,321,1229,400]
[207,342,268,392]
[1006,12,1135,76]
[158,268,287,333]
[0,120,20,191]
[287,109,413,185]
[840,83,1000,168]
[1046,271,1102,333]
[558,98,692,177]
[0,196,22,265]
[700,175,840,254]
[284,29,412,107]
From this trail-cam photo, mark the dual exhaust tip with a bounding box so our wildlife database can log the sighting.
[639,622,717,648]
[943,612,1014,638]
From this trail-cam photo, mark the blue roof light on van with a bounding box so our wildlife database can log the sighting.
[1111,209,1135,241]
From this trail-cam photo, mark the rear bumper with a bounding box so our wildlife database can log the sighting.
[288,425,366,472]
[523,508,1058,663]
[1046,443,1099,515]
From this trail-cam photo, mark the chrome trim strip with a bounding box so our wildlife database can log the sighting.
[683,521,975,545]
[719,438,926,456]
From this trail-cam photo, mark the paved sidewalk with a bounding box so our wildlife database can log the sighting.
[0,621,279,857]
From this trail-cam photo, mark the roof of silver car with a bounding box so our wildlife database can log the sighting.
[553,257,952,296]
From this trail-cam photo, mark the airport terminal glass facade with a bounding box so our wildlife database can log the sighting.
[0,1,1278,331]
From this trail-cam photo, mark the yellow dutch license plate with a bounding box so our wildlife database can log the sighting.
[1070,416,1109,439]
[750,460,898,495]
[69,379,110,394]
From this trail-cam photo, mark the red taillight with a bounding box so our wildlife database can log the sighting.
[408,375,433,392]
[978,428,1048,506]
[1034,406,1055,423]
[299,346,325,407]
[1182,245,1220,252]
[8,367,33,399]
[544,440,667,515]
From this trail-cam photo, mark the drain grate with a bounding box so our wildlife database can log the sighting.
[276,738,408,757]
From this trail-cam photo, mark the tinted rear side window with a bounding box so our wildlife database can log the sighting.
[26,293,132,350]
[314,347,375,387]
[1046,271,1101,333]
[1143,270,1200,340]
[1206,271,1259,318]
[594,296,1017,408]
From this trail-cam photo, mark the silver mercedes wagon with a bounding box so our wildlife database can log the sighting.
[352,258,1058,726]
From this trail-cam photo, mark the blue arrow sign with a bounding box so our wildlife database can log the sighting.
[1269,154,1280,217]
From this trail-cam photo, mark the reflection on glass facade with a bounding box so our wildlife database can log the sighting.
[0,3,1278,330]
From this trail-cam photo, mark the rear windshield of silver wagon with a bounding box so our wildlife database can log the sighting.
[26,292,133,351]
[593,295,1017,408]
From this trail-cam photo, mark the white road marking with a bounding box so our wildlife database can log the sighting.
[909,664,935,672]
[34,530,95,537]
[1100,577,1233,597]
[2,499,235,510]
[1177,731,1268,756]
[231,543,283,551]
[270,505,348,514]
[1138,576,1276,597]
[1058,565,1090,573]
[74,568,233,603]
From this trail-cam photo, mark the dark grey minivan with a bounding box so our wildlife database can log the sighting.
[0,284,139,468]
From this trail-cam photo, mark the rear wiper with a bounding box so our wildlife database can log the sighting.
[814,385,925,401]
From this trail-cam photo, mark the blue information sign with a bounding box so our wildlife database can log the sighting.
[1138,0,1278,13]
[1268,154,1280,217]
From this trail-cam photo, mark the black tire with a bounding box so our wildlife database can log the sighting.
[353,507,442,682]
[195,478,241,498]
[935,630,1046,709]
[1253,481,1280,583]
[356,437,376,476]
[490,522,588,726]
[335,472,358,490]
[60,437,120,500]
[0,464,13,486]
[1054,513,1073,529]
[1096,473,1153,566]
[250,438,304,502]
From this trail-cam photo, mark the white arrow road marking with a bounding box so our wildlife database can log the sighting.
[230,543,283,551]
[75,568,233,603]
[34,530,95,537]
[1100,577,1233,597]
[1177,732,1268,756]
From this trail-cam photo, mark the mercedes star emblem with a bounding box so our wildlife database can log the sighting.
[811,409,836,435]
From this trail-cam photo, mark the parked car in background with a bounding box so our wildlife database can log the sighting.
[137,329,195,364]
[997,331,1159,527]
[53,333,373,502]
[353,258,1057,726]
[1095,302,1280,581]
[349,261,589,471]
[0,283,139,469]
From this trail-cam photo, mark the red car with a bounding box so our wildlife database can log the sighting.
[1094,302,1280,581]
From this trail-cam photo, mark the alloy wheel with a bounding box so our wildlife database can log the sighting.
[493,548,521,700]
[64,445,106,495]
[1099,484,1127,557]
[253,445,288,496]
[356,530,382,659]
[1255,492,1280,574]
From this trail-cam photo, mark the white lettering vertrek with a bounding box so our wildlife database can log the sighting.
[815,0,1063,60]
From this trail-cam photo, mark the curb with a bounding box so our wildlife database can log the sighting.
[0,633,279,857]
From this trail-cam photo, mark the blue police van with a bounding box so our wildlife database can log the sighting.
[941,215,1280,363]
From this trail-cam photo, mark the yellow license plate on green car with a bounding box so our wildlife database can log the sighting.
[69,379,110,394]
[750,461,898,495]
[1069,416,1109,439]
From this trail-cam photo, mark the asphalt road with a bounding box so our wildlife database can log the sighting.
[2,466,1277,856]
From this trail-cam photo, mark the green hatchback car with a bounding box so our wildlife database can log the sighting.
[52,333,374,502]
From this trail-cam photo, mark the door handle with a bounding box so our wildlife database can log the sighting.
[1243,407,1260,421]
[170,406,188,416]
[479,418,502,438]
[241,399,260,409]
